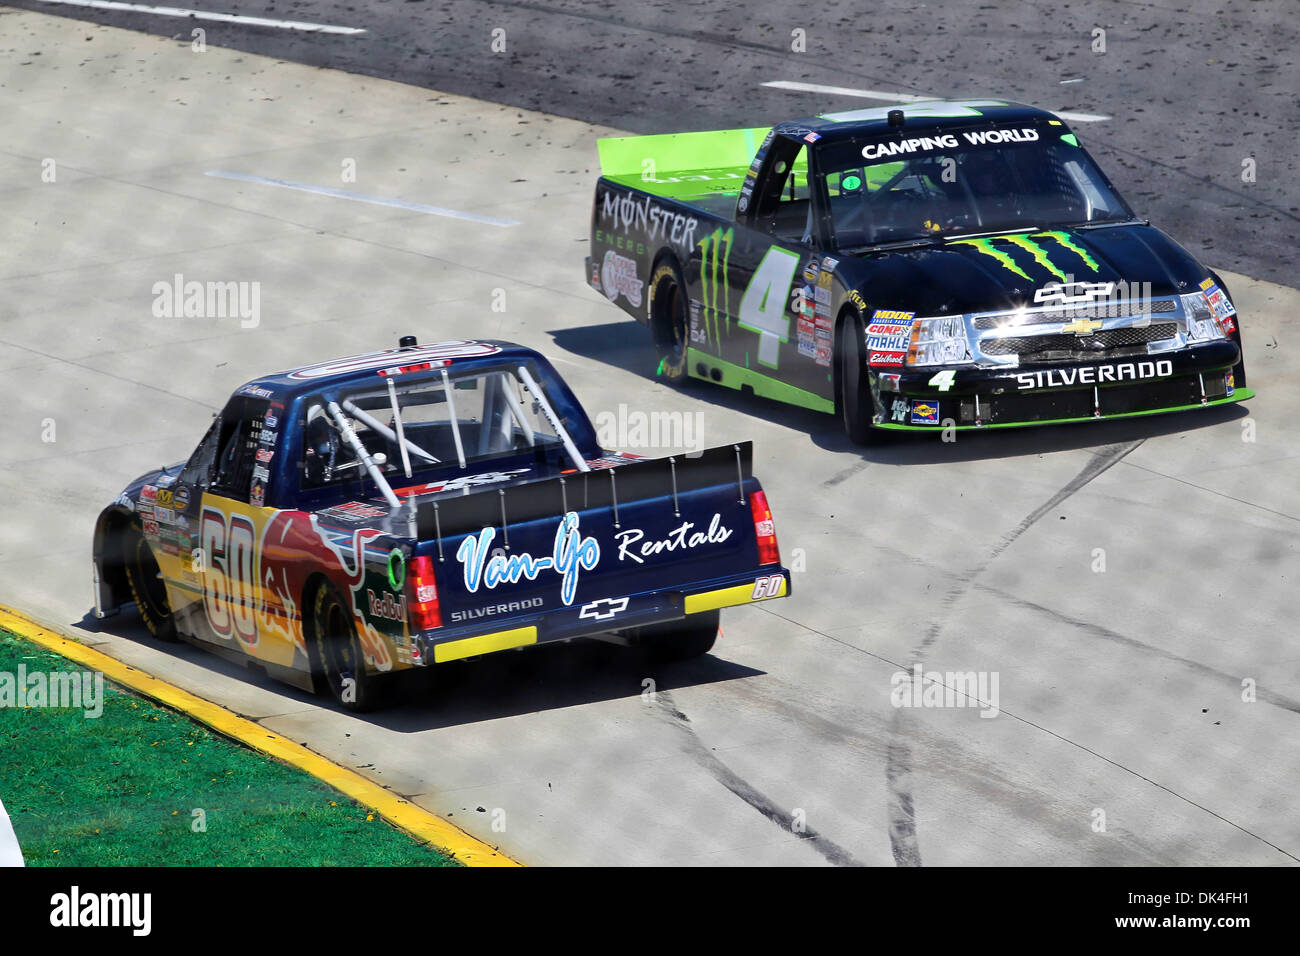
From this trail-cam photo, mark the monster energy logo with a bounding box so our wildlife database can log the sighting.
[948,231,1100,282]
[697,227,734,353]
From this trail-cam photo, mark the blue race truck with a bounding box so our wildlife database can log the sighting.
[92,337,790,710]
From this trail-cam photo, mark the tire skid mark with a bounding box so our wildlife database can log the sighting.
[654,690,863,866]
[884,440,1146,866]
[976,586,1300,715]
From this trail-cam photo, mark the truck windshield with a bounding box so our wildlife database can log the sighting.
[301,362,579,495]
[821,129,1134,249]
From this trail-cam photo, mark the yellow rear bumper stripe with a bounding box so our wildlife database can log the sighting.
[433,625,537,663]
[685,578,787,614]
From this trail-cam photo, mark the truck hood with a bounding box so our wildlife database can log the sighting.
[850,224,1208,316]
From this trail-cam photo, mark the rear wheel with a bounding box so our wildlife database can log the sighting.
[838,313,882,445]
[649,257,690,384]
[311,583,381,712]
[641,610,719,663]
[123,529,176,641]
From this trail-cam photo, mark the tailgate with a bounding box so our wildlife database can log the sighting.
[416,443,772,628]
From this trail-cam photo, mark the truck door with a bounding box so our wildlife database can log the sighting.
[695,134,829,394]
[193,396,294,665]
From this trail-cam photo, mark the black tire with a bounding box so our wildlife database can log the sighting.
[649,257,690,384]
[311,582,381,712]
[642,610,719,663]
[838,312,883,445]
[123,528,177,641]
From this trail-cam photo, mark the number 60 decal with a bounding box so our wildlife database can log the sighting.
[751,574,785,600]
[200,506,258,649]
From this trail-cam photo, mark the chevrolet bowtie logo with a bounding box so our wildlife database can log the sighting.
[579,597,630,621]
[1062,318,1103,335]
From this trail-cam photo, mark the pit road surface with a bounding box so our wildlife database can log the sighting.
[0,8,1296,865]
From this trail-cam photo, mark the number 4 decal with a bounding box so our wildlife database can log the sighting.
[738,247,801,368]
[928,369,957,392]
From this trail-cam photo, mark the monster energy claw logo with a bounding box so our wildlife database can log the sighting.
[697,227,734,353]
[949,230,1100,282]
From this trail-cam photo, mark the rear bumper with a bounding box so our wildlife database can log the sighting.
[873,342,1250,429]
[410,566,790,665]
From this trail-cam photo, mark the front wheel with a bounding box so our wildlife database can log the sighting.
[123,529,177,641]
[649,258,690,384]
[311,583,381,712]
[838,313,884,445]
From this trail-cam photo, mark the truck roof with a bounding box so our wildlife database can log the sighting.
[229,339,543,403]
[774,99,1064,142]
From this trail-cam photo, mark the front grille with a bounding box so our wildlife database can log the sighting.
[973,298,1176,330]
[982,323,1178,362]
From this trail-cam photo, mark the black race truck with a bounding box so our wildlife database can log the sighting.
[586,100,1251,443]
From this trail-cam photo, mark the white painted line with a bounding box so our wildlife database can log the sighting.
[762,80,932,103]
[204,171,522,227]
[1046,110,1111,123]
[761,80,1111,122]
[37,0,366,35]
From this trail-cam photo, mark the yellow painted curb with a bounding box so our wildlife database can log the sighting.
[0,605,521,868]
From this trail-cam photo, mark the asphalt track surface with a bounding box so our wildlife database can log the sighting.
[6,0,1299,287]
[0,6,1297,866]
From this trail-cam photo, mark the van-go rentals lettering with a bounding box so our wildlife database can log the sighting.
[1016,359,1173,390]
[50,886,151,936]
[862,128,1039,160]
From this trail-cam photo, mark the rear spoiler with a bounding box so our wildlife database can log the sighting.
[416,442,754,556]
[597,127,776,201]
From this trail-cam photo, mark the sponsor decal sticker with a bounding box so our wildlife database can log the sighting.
[601,249,644,307]
[319,501,389,521]
[867,310,915,362]
[1225,372,1235,397]
[173,486,190,510]
[910,400,940,425]
[599,190,700,250]
[803,259,820,284]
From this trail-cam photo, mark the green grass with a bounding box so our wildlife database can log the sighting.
[0,629,459,866]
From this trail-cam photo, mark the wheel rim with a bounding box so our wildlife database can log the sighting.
[320,596,358,696]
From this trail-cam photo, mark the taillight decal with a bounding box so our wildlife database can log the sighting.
[749,490,780,565]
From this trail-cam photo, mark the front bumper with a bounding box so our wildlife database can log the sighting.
[872,341,1249,429]
[409,566,791,665]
